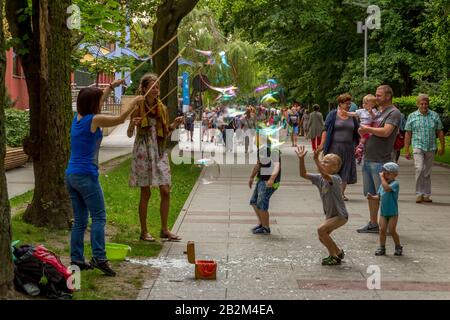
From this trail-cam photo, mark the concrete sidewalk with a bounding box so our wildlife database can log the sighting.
[137,135,450,300]
[6,121,134,199]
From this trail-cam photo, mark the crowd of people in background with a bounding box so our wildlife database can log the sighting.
[181,100,326,152]
[66,73,446,275]
[179,84,446,265]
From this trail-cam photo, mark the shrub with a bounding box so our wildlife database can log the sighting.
[5,108,30,147]
[393,96,448,115]
[3,93,16,109]
[393,96,450,134]
[440,113,450,135]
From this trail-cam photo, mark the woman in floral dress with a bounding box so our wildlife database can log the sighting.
[127,73,184,241]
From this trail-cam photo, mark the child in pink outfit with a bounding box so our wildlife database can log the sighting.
[344,95,380,164]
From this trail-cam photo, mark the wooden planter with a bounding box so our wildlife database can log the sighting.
[4,147,29,171]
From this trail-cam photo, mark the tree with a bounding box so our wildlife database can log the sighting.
[152,0,200,121]
[212,0,450,108]
[6,0,74,228]
[177,7,264,104]
[0,0,15,298]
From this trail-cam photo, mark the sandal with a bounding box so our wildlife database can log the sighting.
[140,233,156,242]
[160,231,182,242]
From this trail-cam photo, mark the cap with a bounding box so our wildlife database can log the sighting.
[382,162,399,173]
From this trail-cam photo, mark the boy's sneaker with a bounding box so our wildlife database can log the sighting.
[357,222,379,233]
[251,224,262,232]
[375,246,386,256]
[394,245,403,256]
[337,250,345,260]
[321,256,341,266]
[90,257,116,277]
[253,226,271,235]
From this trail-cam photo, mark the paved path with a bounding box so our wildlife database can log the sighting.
[137,133,450,300]
[6,122,134,199]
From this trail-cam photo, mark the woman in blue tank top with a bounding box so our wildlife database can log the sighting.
[66,79,144,276]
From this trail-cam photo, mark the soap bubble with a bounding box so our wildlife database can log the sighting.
[191,158,220,185]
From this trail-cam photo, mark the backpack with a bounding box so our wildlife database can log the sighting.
[13,244,73,299]
[379,107,404,151]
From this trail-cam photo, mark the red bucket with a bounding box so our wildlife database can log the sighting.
[195,260,217,279]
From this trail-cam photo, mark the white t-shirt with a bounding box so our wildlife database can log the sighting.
[356,108,380,126]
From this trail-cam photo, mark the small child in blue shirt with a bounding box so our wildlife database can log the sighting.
[367,162,402,256]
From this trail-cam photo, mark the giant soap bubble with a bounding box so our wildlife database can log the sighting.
[191,158,221,185]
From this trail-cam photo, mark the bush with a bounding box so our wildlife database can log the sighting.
[440,113,450,135]
[5,108,29,147]
[393,96,448,115]
[393,96,450,134]
[3,93,16,109]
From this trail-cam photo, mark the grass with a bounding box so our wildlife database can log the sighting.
[434,136,450,165]
[9,157,201,300]
[100,158,201,257]
[401,136,450,165]
[9,190,33,208]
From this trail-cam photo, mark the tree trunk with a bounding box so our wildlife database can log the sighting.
[152,0,199,122]
[0,0,15,298]
[6,0,73,229]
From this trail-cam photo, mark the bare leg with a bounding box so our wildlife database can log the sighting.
[387,216,400,246]
[139,187,151,237]
[369,198,380,225]
[252,205,263,225]
[258,210,270,228]
[378,216,388,246]
[341,182,347,196]
[159,185,171,233]
[317,217,347,257]
[326,228,341,255]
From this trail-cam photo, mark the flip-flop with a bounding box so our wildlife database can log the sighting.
[140,234,156,242]
[160,232,182,242]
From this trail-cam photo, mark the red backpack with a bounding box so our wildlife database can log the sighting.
[13,244,73,299]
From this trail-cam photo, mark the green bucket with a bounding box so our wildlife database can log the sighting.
[106,243,131,261]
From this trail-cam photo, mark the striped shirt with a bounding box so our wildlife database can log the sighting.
[405,110,443,152]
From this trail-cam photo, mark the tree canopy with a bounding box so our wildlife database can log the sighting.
[211,0,450,109]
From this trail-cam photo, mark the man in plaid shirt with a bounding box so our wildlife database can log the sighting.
[404,94,446,203]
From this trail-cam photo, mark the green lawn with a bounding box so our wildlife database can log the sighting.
[401,136,450,165]
[434,136,450,165]
[10,157,201,299]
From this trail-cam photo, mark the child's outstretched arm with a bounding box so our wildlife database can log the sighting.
[295,146,311,180]
[341,109,358,119]
[313,149,333,183]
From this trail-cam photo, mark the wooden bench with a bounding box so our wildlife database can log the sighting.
[4,148,29,171]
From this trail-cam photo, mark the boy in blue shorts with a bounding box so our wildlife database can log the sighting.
[367,162,402,256]
[248,141,281,235]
